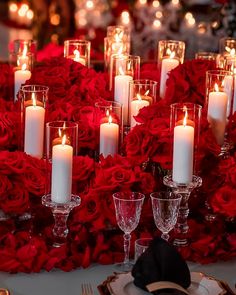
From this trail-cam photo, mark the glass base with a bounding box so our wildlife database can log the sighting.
[173,238,188,247]
[42,194,81,247]
[114,261,134,273]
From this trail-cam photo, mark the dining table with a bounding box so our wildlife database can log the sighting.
[0,258,235,295]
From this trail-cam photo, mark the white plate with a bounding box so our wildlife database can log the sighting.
[107,272,226,295]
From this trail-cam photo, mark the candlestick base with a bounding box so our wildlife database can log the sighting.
[42,194,81,247]
[163,175,202,247]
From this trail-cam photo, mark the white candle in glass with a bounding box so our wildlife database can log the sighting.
[233,74,236,113]
[51,134,73,203]
[130,93,150,128]
[73,49,86,65]
[172,111,194,184]
[100,115,119,157]
[160,50,179,98]
[207,83,228,146]
[14,63,31,102]
[114,67,133,125]
[223,75,233,117]
[24,93,45,158]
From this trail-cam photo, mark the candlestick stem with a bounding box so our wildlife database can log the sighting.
[42,194,81,247]
[163,174,202,247]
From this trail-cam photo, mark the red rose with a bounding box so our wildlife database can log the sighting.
[1,182,29,214]
[0,175,12,200]
[211,186,236,217]
[140,63,160,84]
[78,123,97,152]
[0,63,13,100]
[0,151,26,175]
[0,112,19,150]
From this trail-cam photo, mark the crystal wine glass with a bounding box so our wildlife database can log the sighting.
[113,192,145,272]
[150,192,181,241]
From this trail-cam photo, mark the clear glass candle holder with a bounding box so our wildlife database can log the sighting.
[206,70,234,155]
[20,85,49,159]
[128,79,157,128]
[111,54,140,126]
[64,39,91,67]
[94,101,123,158]
[195,51,218,61]
[170,103,202,185]
[104,36,130,70]
[219,37,236,56]
[9,39,37,64]
[157,40,185,98]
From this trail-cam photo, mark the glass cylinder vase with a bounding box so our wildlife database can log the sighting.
[206,70,234,156]
[157,40,185,98]
[64,39,91,67]
[94,101,123,158]
[195,51,218,62]
[111,54,140,126]
[128,79,157,128]
[219,37,236,57]
[9,39,37,65]
[21,85,48,159]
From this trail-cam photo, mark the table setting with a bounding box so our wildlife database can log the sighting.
[0,12,235,294]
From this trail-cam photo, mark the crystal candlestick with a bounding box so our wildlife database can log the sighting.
[42,194,81,247]
[163,175,202,247]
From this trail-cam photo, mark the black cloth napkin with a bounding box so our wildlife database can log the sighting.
[131,237,191,295]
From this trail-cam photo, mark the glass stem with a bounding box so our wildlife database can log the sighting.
[123,233,131,265]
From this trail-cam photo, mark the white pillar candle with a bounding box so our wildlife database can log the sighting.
[130,94,150,128]
[14,65,31,102]
[99,116,119,157]
[207,86,228,146]
[24,99,45,159]
[51,137,73,203]
[172,120,194,184]
[114,74,133,125]
[160,57,179,98]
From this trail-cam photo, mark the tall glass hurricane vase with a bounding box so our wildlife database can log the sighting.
[113,192,145,272]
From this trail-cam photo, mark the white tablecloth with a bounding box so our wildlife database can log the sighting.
[0,259,235,295]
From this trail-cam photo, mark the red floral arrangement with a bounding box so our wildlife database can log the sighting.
[0,57,235,273]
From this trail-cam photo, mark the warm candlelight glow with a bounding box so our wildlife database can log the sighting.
[214,83,219,92]
[108,115,112,124]
[183,106,187,127]
[22,63,27,70]
[166,48,175,59]
[62,134,66,145]
[225,47,236,57]
[118,66,125,75]
[144,90,150,95]
[139,0,147,5]
[172,0,179,5]
[32,93,36,107]
[155,11,163,18]
[9,2,17,12]
[152,0,160,8]
[86,0,94,10]
[137,93,142,101]
[73,49,80,62]
[26,9,34,20]
[121,10,130,25]
[153,19,161,28]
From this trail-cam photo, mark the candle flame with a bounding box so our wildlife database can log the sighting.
[225,46,231,53]
[214,83,219,92]
[108,115,112,124]
[118,66,125,75]
[22,63,27,71]
[183,106,187,127]
[167,48,175,58]
[62,134,66,145]
[115,33,121,43]
[117,44,124,55]
[63,121,66,130]
[22,44,27,57]
[137,93,142,101]
[73,49,80,62]
[58,128,62,138]
[144,90,149,96]
[32,92,36,107]
[106,109,109,117]
[230,48,236,57]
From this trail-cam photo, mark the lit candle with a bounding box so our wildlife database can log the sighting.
[99,115,119,157]
[207,83,228,146]
[114,67,133,125]
[223,75,233,117]
[130,92,150,128]
[172,108,194,184]
[14,63,31,102]
[51,134,73,203]
[24,93,45,159]
[160,49,179,98]
[73,49,86,65]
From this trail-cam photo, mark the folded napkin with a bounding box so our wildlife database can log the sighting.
[132,237,191,295]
